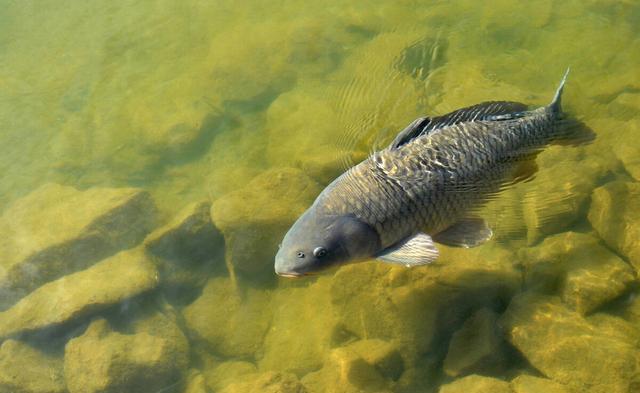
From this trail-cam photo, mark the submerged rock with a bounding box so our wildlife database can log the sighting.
[0,183,156,310]
[219,371,306,393]
[521,231,636,315]
[0,339,66,393]
[0,247,159,339]
[438,375,511,393]
[183,277,271,359]
[330,244,520,364]
[210,167,321,275]
[301,345,391,393]
[183,370,208,393]
[259,276,339,376]
[346,339,404,381]
[501,292,640,393]
[510,375,571,393]
[521,146,611,245]
[443,308,507,377]
[144,200,224,303]
[64,318,188,393]
[203,361,257,392]
[589,181,640,272]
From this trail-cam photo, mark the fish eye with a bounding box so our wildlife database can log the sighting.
[313,247,327,258]
[296,251,305,258]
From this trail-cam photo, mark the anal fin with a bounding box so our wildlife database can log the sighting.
[376,232,439,266]
[433,217,493,248]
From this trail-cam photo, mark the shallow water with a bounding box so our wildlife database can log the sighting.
[0,1,639,392]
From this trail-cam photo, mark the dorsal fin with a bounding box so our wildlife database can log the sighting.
[390,101,529,149]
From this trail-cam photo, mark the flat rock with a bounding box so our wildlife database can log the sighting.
[0,339,66,393]
[589,181,640,271]
[144,200,224,303]
[64,318,188,393]
[510,375,571,393]
[0,247,159,339]
[443,308,506,377]
[210,167,321,275]
[521,231,636,314]
[501,292,640,393]
[0,183,156,309]
[438,375,511,393]
[183,277,271,359]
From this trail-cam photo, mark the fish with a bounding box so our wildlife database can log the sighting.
[274,69,593,277]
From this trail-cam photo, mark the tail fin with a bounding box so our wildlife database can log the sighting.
[549,67,570,114]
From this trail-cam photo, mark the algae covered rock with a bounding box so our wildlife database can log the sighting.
[0,339,66,393]
[438,375,511,393]
[331,244,520,363]
[183,370,208,393]
[183,277,271,359]
[259,276,338,376]
[443,308,507,377]
[510,375,571,393]
[203,361,257,392]
[589,180,640,271]
[210,167,321,275]
[301,346,391,393]
[144,200,224,303]
[521,146,610,245]
[219,371,306,393]
[347,339,404,381]
[0,183,156,310]
[521,231,636,314]
[501,292,640,393]
[64,318,188,393]
[0,247,159,339]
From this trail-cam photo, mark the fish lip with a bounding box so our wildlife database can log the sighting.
[277,272,305,278]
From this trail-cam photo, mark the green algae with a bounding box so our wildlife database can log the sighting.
[0,1,639,393]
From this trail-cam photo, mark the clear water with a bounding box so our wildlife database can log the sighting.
[0,1,639,392]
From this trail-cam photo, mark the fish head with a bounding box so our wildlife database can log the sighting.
[275,209,380,277]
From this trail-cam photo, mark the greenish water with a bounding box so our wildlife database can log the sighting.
[0,1,639,392]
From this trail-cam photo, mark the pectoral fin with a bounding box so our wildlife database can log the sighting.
[376,232,439,266]
[433,217,493,248]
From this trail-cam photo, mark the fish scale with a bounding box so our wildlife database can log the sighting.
[316,106,559,248]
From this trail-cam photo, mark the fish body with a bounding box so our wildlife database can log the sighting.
[275,70,591,277]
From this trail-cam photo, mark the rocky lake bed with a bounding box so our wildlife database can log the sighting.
[1,1,640,392]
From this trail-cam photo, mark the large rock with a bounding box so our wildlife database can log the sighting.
[183,277,271,359]
[0,183,156,309]
[203,361,257,392]
[438,375,511,393]
[210,168,321,275]
[0,339,66,393]
[443,308,507,377]
[521,231,636,314]
[64,318,188,393]
[144,200,224,303]
[589,181,640,271]
[0,247,159,339]
[501,293,640,393]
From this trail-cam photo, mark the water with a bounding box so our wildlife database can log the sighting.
[0,1,639,392]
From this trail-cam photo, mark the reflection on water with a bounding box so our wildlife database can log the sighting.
[0,1,639,392]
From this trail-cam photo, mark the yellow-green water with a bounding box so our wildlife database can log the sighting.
[0,1,639,392]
